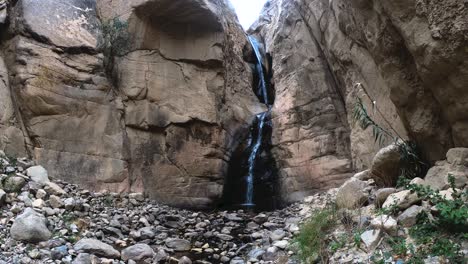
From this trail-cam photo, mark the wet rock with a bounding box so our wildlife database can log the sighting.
[10,208,52,243]
[121,244,154,262]
[73,239,120,259]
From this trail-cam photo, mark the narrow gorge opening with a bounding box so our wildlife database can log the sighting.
[222,35,279,211]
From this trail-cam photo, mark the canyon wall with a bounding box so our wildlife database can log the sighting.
[0,0,467,208]
[0,0,263,209]
[251,0,468,202]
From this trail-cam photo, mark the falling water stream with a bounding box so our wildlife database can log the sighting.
[243,36,271,207]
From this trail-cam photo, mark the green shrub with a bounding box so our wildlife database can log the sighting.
[98,17,131,73]
[293,208,337,263]
[406,175,468,233]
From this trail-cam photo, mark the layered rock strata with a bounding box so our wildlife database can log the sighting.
[0,0,263,209]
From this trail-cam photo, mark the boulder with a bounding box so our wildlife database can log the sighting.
[398,205,424,227]
[425,162,468,190]
[10,208,52,243]
[382,190,420,210]
[121,244,154,262]
[336,178,369,209]
[374,188,397,207]
[165,238,191,252]
[74,239,120,259]
[370,144,401,187]
[446,148,468,166]
[3,176,26,193]
[26,166,50,185]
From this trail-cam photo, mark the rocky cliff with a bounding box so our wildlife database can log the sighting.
[250,0,468,202]
[0,0,264,209]
[0,0,467,209]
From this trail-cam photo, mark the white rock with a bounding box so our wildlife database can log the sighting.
[370,215,398,235]
[32,199,45,208]
[26,166,49,185]
[382,190,420,210]
[272,240,288,249]
[36,189,47,199]
[360,229,381,249]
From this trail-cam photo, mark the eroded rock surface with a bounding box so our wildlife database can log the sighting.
[250,0,468,201]
[0,0,263,209]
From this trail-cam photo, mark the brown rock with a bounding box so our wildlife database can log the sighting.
[370,144,401,187]
[336,178,369,209]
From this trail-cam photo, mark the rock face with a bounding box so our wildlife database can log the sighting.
[0,0,262,209]
[249,0,468,201]
[249,0,354,202]
[1,0,468,209]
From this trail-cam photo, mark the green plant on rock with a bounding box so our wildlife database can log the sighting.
[293,208,338,263]
[99,17,131,72]
[353,98,429,181]
[404,175,468,233]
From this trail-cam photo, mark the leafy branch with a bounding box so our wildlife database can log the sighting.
[353,97,429,180]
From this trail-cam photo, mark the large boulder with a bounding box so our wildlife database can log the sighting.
[370,144,401,187]
[26,166,50,185]
[336,178,370,209]
[424,148,468,190]
[10,208,52,243]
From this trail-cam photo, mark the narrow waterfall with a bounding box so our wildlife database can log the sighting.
[243,36,271,206]
[248,36,269,105]
[223,35,279,211]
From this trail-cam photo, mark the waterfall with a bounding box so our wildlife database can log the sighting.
[223,35,278,210]
[248,36,269,105]
[243,36,271,207]
[243,111,269,206]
